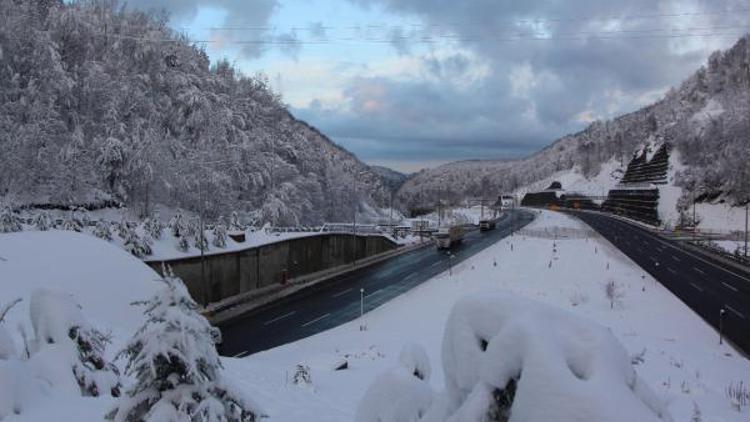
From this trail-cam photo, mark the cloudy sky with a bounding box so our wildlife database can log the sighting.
[127,0,748,172]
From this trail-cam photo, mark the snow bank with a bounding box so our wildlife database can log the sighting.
[439,292,671,422]
[357,292,671,422]
[356,344,434,422]
[0,230,160,351]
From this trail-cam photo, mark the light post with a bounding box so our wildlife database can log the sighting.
[360,288,365,331]
[719,308,726,345]
[744,202,748,257]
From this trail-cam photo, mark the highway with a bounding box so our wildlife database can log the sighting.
[218,209,535,357]
[570,211,750,354]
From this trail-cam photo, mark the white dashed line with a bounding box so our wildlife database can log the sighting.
[302,313,330,327]
[332,288,353,298]
[693,267,706,275]
[672,255,681,262]
[365,288,383,298]
[726,305,746,319]
[232,351,249,358]
[263,311,296,326]
[722,282,738,293]
[690,282,704,292]
[667,267,677,275]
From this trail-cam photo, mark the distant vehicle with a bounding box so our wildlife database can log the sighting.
[435,225,464,249]
[479,219,496,231]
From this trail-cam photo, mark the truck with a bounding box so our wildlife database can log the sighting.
[479,219,497,231]
[435,225,464,249]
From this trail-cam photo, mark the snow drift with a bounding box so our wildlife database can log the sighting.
[358,292,672,422]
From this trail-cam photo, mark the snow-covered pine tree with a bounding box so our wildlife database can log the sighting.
[117,219,131,239]
[122,225,152,258]
[230,211,243,231]
[212,223,227,248]
[94,220,113,241]
[108,271,260,421]
[0,206,22,233]
[177,235,190,252]
[192,219,209,252]
[32,211,51,231]
[144,214,163,240]
[62,208,84,232]
[70,324,122,397]
[169,211,187,238]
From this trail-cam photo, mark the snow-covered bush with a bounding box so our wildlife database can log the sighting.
[230,211,244,231]
[359,292,672,422]
[0,206,22,233]
[355,343,434,422]
[123,230,152,258]
[169,211,187,238]
[108,271,260,421]
[29,288,121,397]
[143,215,163,240]
[212,223,227,248]
[94,220,113,241]
[61,209,86,232]
[292,364,313,386]
[193,223,209,252]
[32,211,52,231]
[605,279,626,309]
[176,235,190,252]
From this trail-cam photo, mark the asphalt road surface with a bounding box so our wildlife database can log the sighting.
[219,209,535,357]
[570,210,750,354]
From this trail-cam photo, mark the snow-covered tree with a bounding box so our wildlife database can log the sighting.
[94,220,113,241]
[144,214,163,240]
[0,206,22,233]
[123,229,152,258]
[62,209,85,232]
[229,212,243,231]
[212,223,227,248]
[108,271,260,421]
[169,211,187,238]
[32,211,52,231]
[0,298,22,360]
[176,235,190,253]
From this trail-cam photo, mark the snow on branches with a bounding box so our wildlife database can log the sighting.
[108,269,261,422]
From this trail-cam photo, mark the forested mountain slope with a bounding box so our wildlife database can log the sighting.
[0,0,390,225]
[398,35,750,218]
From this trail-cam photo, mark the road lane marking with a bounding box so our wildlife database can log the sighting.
[667,267,677,275]
[726,305,745,319]
[302,313,330,327]
[690,282,704,292]
[722,282,738,292]
[365,288,383,298]
[430,261,442,269]
[232,351,249,358]
[263,311,296,326]
[332,288,353,298]
[672,255,681,262]
[693,267,705,275]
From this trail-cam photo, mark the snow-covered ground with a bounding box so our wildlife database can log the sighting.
[2,210,749,420]
[221,209,750,421]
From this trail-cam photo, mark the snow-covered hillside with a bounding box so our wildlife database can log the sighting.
[398,35,750,231]
[0,0,392,226]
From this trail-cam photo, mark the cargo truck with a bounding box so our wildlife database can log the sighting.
[435,225,464,249]
[479,219,497,231]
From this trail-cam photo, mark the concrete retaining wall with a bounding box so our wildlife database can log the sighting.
[146,234,398,304]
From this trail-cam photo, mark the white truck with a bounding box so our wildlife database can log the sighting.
[479,218,497,231]
[435,225,464,249]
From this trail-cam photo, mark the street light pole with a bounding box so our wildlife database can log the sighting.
[719,308,726,345]
[745,202,748,257]
[199,178,207,307]
[359,288,365,331]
